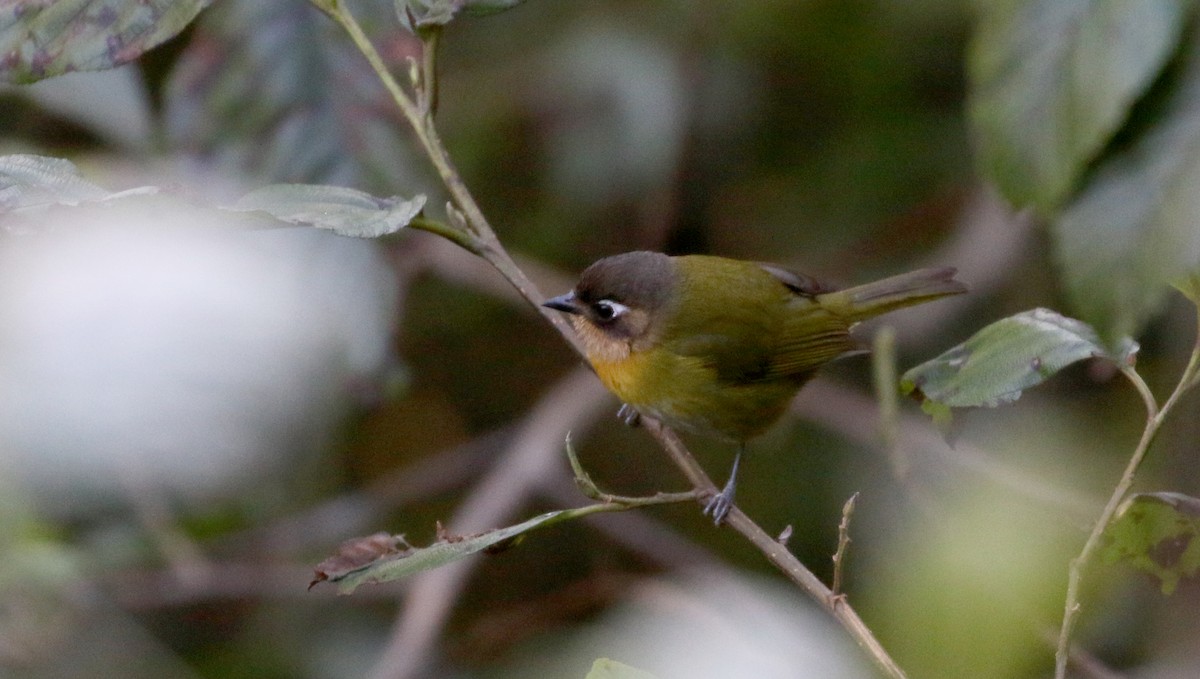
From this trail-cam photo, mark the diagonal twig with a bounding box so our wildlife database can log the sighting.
[366,368,609,679]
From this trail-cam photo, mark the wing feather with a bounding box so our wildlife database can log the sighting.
[665,256,857,384]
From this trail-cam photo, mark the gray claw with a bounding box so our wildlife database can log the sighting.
[703,490,734,525]
[617,404,642,427]
[704,448,742,526]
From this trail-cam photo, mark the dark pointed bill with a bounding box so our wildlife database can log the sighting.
[543,292,581,314]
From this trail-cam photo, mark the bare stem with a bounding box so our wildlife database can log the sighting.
[417,26,441,116]
[725,505,908,679]
[832,492,860,596]
[1054,318,1200,678]
[565,432,700,506]
[409,216,481,254]
[314,0,580,348]
[871,327,911,482]
[540,490,704,525]
[641,419,907,678]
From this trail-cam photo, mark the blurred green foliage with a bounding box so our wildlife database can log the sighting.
[4,1,1200,678]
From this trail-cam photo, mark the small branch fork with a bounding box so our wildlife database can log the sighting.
[310,2,910,677]
[565,434,700,509]
[1054,313,1200,678]
[641,422,908,679]
[832,492,860,599]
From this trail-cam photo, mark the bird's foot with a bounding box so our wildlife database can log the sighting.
[616,403,641,427]
[703,449,742,526]
[703,488,735,525]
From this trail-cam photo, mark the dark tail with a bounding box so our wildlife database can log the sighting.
[817,267,967,322]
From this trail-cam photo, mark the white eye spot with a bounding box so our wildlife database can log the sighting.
[593,299,629,322]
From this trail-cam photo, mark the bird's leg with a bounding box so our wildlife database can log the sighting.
[703,444,743,525]
[616,403,641,427]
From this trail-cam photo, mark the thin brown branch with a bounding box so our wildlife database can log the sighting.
[537,474,725,572]
[366,369,610,679]
[724,507,908,678]
[227,427,511,554]
[639,417,906,678]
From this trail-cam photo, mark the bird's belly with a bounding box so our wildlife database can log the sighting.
[592,351,805,442]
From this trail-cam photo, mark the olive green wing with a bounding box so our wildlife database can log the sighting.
[664,299,780,383]
[661,263,850,383]
[668,305,856,383]
[763,307,858,379]
[758,264,858,380]
[657,257,855,383]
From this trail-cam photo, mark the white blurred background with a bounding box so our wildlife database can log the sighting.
[0,194,398,512]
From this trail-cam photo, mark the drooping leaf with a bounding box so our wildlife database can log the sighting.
[968,0,1186,213]
[901,309,1137,421]
[399,0,458,28]
[313,511,569,594]
[584,659,660,679]
[0,0,211,84]
[1054,27,1200,343]
[1103,492,1200,595]
[164,0,425,193]
[309,533,410,591]
[399,0,527,30]
[0,154,110,212]
[230,184,426,238]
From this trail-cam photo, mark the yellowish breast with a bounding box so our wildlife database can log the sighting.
[592,351,655,405]
[591,341,805,442]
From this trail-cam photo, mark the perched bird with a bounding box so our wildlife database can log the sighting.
[544,251,966,523]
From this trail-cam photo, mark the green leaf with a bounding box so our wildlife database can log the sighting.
[399,0,526,29]
[0,155,425,239]
[0,0,211,84]
[0,154,110,211]
[313,511,569,594]
[1103,492,1200,595]
[460,0,528,17]
[400,0,458,28]
[585,659,660,679]
[1174,271,1200,306]
[1054,27,1200,343]
[968,0,1187,212]
[901,309,1136,416]
[230,184,426,238]
[164,0,422,192]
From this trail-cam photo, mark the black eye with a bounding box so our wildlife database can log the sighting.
[593,299,627,322]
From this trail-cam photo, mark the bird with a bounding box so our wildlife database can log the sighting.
[543,251,966,524]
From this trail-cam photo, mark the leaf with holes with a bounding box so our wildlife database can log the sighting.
[1103,492,1200,595]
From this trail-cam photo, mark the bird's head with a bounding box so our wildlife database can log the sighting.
[543,251,676,360]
